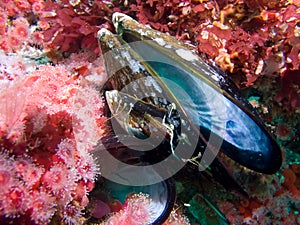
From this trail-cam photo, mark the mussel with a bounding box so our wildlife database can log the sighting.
[94,12,282,224]
[109,13,282,174]
[89,175,176,224]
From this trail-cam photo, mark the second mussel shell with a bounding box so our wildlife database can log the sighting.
[90,149,176,224]
[111,13,282,174]
[93,131,177,224]
[104,177,175,224]
[90,165,176,224]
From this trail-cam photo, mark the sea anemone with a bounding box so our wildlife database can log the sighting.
[103,193,156,225]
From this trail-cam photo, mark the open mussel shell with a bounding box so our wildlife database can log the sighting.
[93,128,177,224]
[90,142,176,224]
[110,13,282,174]
[94,133,176,224]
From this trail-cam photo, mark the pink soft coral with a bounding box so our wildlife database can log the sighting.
[0,0,44,53]
[0,53,104,224]
[101,193,190,225]
[102,193,157,225]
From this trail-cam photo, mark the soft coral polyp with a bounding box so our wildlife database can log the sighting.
[0,55,103,224]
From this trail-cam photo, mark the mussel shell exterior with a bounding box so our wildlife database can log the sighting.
[111,13,282,174]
